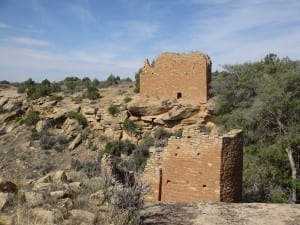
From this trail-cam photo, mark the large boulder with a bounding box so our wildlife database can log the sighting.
[24,192,45,207]
[161,104,199,121]
[127,98,173,116]
[62,118,81,139]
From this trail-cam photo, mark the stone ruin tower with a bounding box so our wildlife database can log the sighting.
[140,52,212,103]
[140,52,243,203]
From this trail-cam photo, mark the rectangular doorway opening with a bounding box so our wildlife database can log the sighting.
[177,92,182,99]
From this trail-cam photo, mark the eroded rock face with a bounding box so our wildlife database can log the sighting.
[127,98,173,116]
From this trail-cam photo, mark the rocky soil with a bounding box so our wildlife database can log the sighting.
[0,83,299,225]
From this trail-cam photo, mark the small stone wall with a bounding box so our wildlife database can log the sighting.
[140,52,211,103]
[143,129,243,203]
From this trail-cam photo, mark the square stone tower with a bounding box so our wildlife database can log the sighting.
[140,52,212,103]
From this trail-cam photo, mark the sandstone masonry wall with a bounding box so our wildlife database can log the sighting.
[143,129,243,203]
[140,52,211,103]
[220,130,243,202]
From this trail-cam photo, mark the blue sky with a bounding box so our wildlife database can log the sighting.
[0,0,299,82]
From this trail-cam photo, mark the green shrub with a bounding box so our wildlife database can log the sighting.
[123,119,138,136]
[92,78,100,86]
[132,148,149,170]
[27,85,51,99]
[104,141,121,156]
[54,135,69,152]
[120,139,135,155]
[24,111,40,126]
[50,95,63,101]
[0,106,7,114]
[64,77,80,93]
[41,79,51,86]
[30,128,39,141]
[108,104,120,116]
[0,80,9,85]
[132,133,153,170]
[104,139,135,157]
[154,127,172,140]
[110,173,145,225]
[173,128,183,138]
[106,74,120,86]
[82,77,91,88]
[84,85,100,100]
[40,130,55,150]
[68,111,87,127]
[123,97,132,103]
[24,78,35,88]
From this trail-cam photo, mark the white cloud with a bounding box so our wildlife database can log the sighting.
[156,0,300,70]
[6,37,51,46]
[0,22,13,29]
[0,45,142,82]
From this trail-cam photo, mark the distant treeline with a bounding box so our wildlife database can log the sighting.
[0,74,134,100]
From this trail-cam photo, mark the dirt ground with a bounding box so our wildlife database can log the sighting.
[140,202,300,225]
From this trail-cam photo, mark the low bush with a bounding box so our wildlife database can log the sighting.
[104,139,135,157]
[154,127,172,140]
[39,130,55,150]
[104,141,121,156]
[0,106,7,114]
[54,135,69,152]
[84,85,100,100]
[106,74,120,86]
[27,85,51,99]
[173,128,183,138]
[71,158,102,178]
[123,97,132,103]
[50,95,63,101]
[24,111,40,126]
[67,111,87,127]
[108,104,120,116]
[123,119,138,136]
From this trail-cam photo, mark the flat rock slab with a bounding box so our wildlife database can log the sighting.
[140,202,300,225]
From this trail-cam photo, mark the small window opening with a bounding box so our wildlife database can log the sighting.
[174,153,178,156]
[177,92,182,99]
[203,184,207,188]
